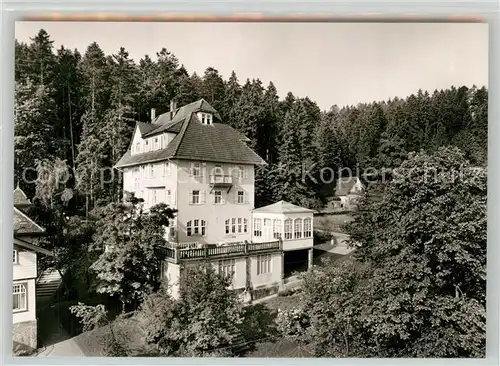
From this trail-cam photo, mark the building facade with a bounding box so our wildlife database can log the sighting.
[115,99,314,299]
[12,187,51,354]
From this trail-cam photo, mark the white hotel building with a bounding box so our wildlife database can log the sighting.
[115,99,314,299]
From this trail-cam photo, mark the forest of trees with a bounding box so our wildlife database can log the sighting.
[15,29,488,214]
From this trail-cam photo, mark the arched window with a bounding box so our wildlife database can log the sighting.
[294,218,303,239]
[304,218,312,238]
[284,219,293,240]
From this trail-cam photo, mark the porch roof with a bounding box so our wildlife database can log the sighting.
[253,200,315,214]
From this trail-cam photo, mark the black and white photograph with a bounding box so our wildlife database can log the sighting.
[11,21,488,358]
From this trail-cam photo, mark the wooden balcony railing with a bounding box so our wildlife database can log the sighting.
[162,240,282,263]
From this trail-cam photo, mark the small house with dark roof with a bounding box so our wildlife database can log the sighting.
[325,177,366,211]
[12,187,51,354]
[115,99,313,300]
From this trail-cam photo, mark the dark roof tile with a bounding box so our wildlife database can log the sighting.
[13,207,44,235]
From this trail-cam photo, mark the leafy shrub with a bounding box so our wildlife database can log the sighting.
[313,230,333,245]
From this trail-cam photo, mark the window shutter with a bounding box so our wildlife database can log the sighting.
[212,192,216,204]
[189,191,193,205]
[244,191,249,204]
[201,191,206,204]
[222,192,226,205]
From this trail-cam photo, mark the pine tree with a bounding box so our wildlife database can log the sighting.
[53,46,84,167]
[14,80,57,197]
[201,67,226,112]
[262,81,280,163]
[79,42,111,119]
[175,65,200,107]
[26,29,56,86]
[15,40,30,82]
[221,70,242,125]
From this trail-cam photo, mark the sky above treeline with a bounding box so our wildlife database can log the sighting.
[15,21,488,110]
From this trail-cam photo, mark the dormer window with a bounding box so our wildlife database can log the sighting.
[200,113,213,125]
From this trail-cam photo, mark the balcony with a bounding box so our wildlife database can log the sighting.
[161,240,282,263]
[209,175,233,191]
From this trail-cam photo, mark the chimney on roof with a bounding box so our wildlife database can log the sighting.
[151,108,156,122]
[169,99,177,119]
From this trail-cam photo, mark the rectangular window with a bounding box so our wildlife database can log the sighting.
[273,219,282,239]
[141,166,146,178]
[294,219,303,239]
[244,218,248,233]
[284,219,293,240]
[219,259,235,280]
[13,283,27,312]
[238,218,242,233]
[237,166,244,180]
[191,190,200,204]
[232,218,236,233]
[257,255,271,275]
[225,219,230,234]
[237,191,245,204]
[191,162,201,177]
[304,218,312,238]
[187,219,206,237]
[163,162,170,176]
[165,189,171,205]
[152,189,158,205]
[214,190,222,204]
[13,250,18,264]
[253,218,262,237]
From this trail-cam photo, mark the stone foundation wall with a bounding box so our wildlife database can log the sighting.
[12,320,37,355]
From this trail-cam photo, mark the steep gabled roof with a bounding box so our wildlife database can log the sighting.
[335,177,365,196]
[136,121,157,135]
[147,99,221,134]
[13,186,31,207]
[253,201,315,214]
[115,99,266,169]
[13,207,45,236]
